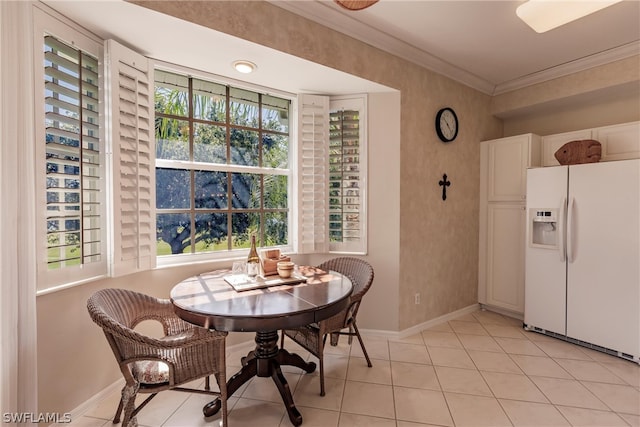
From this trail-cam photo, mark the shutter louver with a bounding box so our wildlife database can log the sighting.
[329,109,362,245]
[297,94,329,253]
[44,35,104,270]
[106,39,155,276]
[328,96,367,254]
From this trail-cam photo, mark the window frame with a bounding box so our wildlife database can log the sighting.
[153,63,297,267]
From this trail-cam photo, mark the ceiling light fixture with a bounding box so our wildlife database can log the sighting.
[334,0,379,11]
[232,60,257,74]
[516,0,623,33]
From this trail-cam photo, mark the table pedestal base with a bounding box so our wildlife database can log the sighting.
[203,330,316,426]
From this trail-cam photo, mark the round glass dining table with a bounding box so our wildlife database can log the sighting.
[170,266,353,426]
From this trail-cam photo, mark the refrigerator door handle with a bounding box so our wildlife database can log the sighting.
[567,197,575,263]
[559,196,567,262]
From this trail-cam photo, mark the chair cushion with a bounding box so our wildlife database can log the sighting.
[132,360,170,384]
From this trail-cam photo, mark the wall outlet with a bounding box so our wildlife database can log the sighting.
[414,293,420,305]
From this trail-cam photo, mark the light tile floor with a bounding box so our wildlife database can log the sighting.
[69,310,640,426]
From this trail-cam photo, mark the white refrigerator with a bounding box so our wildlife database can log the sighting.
[524,159,639,362]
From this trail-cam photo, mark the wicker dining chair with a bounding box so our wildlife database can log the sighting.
[280,257,374,396]
[87,288,228,427]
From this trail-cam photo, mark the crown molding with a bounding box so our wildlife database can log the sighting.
[270,1,639,97]
[493,41,640,95]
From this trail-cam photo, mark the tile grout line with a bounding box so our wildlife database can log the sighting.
[385,338,399,424]
[452,317,510,426]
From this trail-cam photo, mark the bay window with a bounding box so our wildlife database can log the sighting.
[34,18,368,288]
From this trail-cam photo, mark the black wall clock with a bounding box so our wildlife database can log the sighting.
[435,107,458,143]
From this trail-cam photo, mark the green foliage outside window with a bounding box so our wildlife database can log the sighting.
[155,71,291,255]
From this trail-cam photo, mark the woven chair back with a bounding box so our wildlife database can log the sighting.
[88,288,165,333]
[317,257,374,302]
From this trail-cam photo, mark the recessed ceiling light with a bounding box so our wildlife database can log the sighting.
[232,60,257,74]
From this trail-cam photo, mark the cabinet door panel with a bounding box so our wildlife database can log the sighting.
[593,122,640,162]
[488,138,529,201]
[486,204,526,313]
[541,130,592,167]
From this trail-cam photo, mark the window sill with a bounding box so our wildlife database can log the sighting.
[329,250,367,256]
[36,273,108,297]
[36,246,299,296]
[156,245,296,269]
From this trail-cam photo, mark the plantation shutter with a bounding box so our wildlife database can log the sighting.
[40,32,107,288]
[105,39,156,276]
[297,94,329,253]
[328,96,367,254]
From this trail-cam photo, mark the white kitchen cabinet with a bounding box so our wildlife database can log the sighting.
[541,129,592,167]
[486,134,541,201]
[478,134,541,315]
[541,121,639,166]
[594,121,640,161]
[485,204,526,313]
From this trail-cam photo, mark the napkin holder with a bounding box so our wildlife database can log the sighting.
[260,249,291,276]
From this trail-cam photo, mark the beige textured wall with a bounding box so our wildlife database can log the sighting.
[504,95,640,137]
[397,68,501,328]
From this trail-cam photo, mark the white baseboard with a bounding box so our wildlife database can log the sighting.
[479,303,524,321]
[359,303,481,340]
[56,378,122,426]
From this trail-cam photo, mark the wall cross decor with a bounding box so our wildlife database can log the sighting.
[439,174,451,201]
